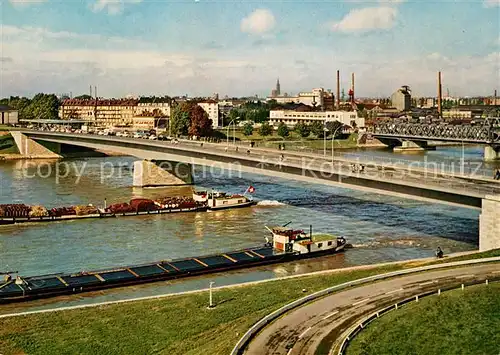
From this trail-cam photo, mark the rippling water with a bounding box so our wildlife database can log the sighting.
[0,148,481,312]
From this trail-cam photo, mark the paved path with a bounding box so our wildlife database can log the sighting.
[244,262,500,355]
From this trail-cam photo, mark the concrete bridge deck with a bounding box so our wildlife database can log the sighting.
[18,130,500,210]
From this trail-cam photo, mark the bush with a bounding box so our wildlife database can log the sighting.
[277,123,289,138]
[294,122,310,138]
[243,122,253,136]
[259,122,272,137]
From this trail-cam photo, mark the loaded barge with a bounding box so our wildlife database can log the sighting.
[0,189,256,226]
[0,226,347,304]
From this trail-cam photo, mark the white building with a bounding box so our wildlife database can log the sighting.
[197,100,219,128]
[0,105,18,125]
[269,110,364,128]
[267,88,332,109]
[135,101,171,117]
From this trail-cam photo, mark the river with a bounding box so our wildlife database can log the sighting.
[0,146,483,313]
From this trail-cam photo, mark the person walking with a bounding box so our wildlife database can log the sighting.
[494,169,500,180]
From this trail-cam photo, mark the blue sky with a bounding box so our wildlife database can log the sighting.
[1,0,499,98]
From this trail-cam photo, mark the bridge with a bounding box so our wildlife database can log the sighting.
[10,130,500,251]
[372,118,500,160]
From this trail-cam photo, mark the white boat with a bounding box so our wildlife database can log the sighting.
[193,190,255,210]
[265,225,347,255]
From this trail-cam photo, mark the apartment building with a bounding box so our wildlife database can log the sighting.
[197,100,219,127]
[269,110,364,128]
[59,99,138,127]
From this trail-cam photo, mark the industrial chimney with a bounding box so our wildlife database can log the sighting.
[437,72,442,118]
[351,72,355,103]
[336,70,340,110]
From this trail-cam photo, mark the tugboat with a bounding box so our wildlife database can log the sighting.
[266,224,347,256]
[193,186,256,210]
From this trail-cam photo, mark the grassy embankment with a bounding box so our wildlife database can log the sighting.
[347,282,500,355]
[0,249,498,355]
[0,132,18,154]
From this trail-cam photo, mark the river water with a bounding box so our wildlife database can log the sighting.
[0,146,484,312]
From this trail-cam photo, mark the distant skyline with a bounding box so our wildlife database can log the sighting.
[1,0,499,98]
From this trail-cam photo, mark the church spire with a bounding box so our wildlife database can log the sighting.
[276,78,281,96]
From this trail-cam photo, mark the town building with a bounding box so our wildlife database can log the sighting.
[197,100,219,127]
[269,109,364,129]
[268,86,335,111]
[391,86,412,111]
[59,99,138,127]
[135,97,172,118]
[0,105,18,125]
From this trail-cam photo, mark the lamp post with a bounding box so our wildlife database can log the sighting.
[331,124,343,163]
[226,119,235,148]
[323,123,329,156]
[226,118,239,148]
[208,281,215,308]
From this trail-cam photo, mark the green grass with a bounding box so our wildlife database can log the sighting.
[0,250,497,355]
[0,265,403,355]
[346,282,500,355]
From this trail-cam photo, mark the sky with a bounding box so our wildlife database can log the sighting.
[1,0,499,98]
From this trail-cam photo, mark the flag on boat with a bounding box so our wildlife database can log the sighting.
[247,185,256,193]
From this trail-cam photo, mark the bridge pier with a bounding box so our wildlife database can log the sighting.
[133,159,193,187]
[10,131,61,158]
[479,195,500,251]
[484,145,500,161]
[393,140,436,153]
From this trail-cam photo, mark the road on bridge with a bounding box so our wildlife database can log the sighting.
[243,262,500,355]
[22,130,500,206]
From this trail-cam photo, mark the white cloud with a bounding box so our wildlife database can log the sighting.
[9,0,47,6]
[91,0,142,15]
[241,9,276,35]
[484,0,500,7]
[378,0,404,4]
[1,25,498,98]
[331,7,398,33]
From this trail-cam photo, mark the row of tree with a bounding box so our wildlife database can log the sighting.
[0,94,60,120]
[170,102,213,137]
[241,120,344,139]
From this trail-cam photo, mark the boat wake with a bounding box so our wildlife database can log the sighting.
[256,200,287,207]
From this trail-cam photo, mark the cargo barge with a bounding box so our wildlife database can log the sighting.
[0,189,255,226]
[0,226,347,304]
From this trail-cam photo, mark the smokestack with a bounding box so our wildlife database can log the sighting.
[351,72,355,103]
[94,86,97,99]
[90,85,92,98]
[336,70,340,110]
[437,72,442,117]
[495,89,497,105]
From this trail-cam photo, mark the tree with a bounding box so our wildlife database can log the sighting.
[30,93,59,120]
[228,109,240,123]
[277,122,289,138]
[294,122,310,138]
[74,94,93,100]
[170,102,191,136]
[243,122,253,136]
[309,121,324,137]
[326,121,343,138]
[189,104,213,137]
[259,122,272,137]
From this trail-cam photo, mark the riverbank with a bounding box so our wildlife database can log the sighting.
[1,249,498,355]
[346,282,500,355]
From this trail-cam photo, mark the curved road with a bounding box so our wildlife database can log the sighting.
[244,262,500,355]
